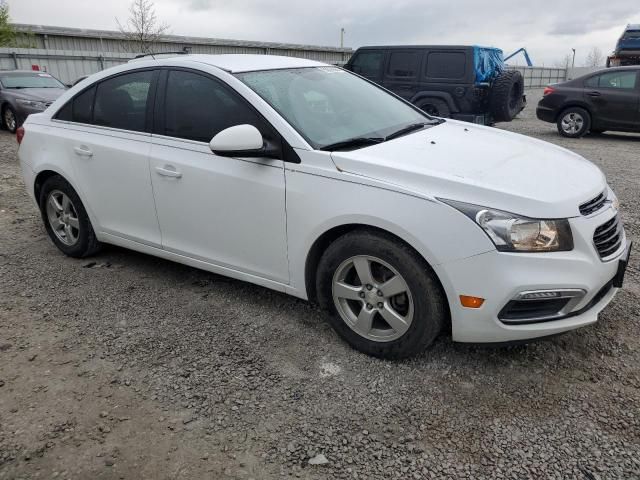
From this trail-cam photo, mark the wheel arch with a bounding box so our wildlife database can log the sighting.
[410,92,458,113]
[304,223,451,328]
[555,102,593,123]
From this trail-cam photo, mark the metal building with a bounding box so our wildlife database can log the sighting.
[0,24,353,84]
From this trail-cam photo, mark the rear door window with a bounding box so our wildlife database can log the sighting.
[350,51,384,78]
[93,70,154,132]
[585,71,637,89]
[387,51,419,78]
[425,52,466,79]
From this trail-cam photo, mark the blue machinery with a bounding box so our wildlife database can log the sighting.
[504,48,533,67]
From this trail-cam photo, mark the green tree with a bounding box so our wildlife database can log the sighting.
[0,0,16,46]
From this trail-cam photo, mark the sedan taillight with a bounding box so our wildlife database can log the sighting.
[16,126,25,145]
[543,86,556,96]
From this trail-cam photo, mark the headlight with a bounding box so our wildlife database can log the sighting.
[441,199,574,252]
[16,99,48,110]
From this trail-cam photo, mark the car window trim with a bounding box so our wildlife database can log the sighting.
[154,66,292,162]
[52,67,159,133]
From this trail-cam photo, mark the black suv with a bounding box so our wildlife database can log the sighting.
[344,45,524,125]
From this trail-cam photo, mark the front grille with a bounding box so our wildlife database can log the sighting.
[593,215,623,259]
[579,192,606,216]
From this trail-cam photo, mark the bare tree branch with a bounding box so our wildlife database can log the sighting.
[584,47,604,68]
[116,0,169,54]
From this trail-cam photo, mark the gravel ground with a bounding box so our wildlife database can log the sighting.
[1,89,639,480]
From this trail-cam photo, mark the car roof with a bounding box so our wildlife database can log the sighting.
[354,45,473,51]
[132,54,328,73]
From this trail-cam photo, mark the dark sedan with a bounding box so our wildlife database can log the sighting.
[537,66,640,138]
[0,70,67,133]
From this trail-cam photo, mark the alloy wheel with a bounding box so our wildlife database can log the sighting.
[332,255,414,342]
[46,190,80,246]
[4,109,16,132]
[561,112,584,135]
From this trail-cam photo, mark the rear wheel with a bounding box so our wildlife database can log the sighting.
[557,107,590,138]
[418,98,450,118]
[316,231,447,359]
[2,105,18,133]
[39,176,101,258]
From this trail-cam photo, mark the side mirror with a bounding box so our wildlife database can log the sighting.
[210,124,278,158]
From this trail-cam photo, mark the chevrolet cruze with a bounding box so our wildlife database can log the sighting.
[16,55,631,358]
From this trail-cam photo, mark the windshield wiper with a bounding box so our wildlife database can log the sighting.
[320,137,384,152]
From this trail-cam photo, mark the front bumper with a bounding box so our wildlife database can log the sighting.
[435,204,628,343]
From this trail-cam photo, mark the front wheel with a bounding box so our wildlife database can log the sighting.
[316,231,447,359]
[2,105,18,133]
[557,107,590,138]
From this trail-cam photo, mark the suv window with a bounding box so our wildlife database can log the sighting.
[350,51,384,78]
[425,52,466,79]
[163,70,268,143]
[585,71,637,89]
[93,70,154,132]
[387,52,419,77]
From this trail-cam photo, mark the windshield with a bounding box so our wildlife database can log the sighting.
[236,67,432,149]
[0,73,66,89]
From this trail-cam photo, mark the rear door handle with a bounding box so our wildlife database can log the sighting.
[155,165,182,178]
[73,146,93,157]
[587,91,602,97]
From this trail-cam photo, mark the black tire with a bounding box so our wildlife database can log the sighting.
[489,70,524,122]
[39,175,101,258]
[556,107,591,138]
[316,230,447,359]
[417,98,451,118]
[2,105,18,133]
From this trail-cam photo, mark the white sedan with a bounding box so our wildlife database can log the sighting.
[16,54,631,358]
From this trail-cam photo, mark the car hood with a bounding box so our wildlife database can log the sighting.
[330,121,607,218]
[12,88,66,102]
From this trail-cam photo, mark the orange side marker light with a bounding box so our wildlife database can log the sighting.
[460,295,485,308]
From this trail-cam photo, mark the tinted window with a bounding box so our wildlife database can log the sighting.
[585,71,637,89]
[164,70,267,143]
[350,51,383,78]
[55,86,95,124]
[425,52,466,79]
[94,70,153,132]
[387,52,419,77]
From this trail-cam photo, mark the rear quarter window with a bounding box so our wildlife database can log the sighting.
[425,52,466,79]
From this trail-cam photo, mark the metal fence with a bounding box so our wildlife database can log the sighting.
[508,66,567,88]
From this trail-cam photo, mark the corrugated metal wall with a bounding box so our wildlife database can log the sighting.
[2,25,352,83]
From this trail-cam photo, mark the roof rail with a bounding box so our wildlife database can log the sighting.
[134,48,191,60]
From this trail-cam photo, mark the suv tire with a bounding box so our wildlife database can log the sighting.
[316,231,447,359]
[417,98,451,118]
[39,175,102,258]
[557,107,590,138]
[489,70,524,122]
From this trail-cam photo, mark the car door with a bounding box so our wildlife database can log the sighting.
[148,69,289,283]
[382,50,421,100]
[583,70,640,129]
[54,69,162,247]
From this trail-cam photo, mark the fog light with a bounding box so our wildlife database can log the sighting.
[460,295,485,308]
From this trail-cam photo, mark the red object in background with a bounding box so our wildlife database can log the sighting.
[16,126,25,145]
[543,86,556,96]
[31,65,40,71]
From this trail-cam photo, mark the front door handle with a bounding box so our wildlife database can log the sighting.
[586,91,602,97]
[73,146,93,157]
[155,165,182,178]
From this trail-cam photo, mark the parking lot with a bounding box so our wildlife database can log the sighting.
[0,89,639,480]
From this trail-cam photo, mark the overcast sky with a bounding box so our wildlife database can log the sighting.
[9,0,640,66]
